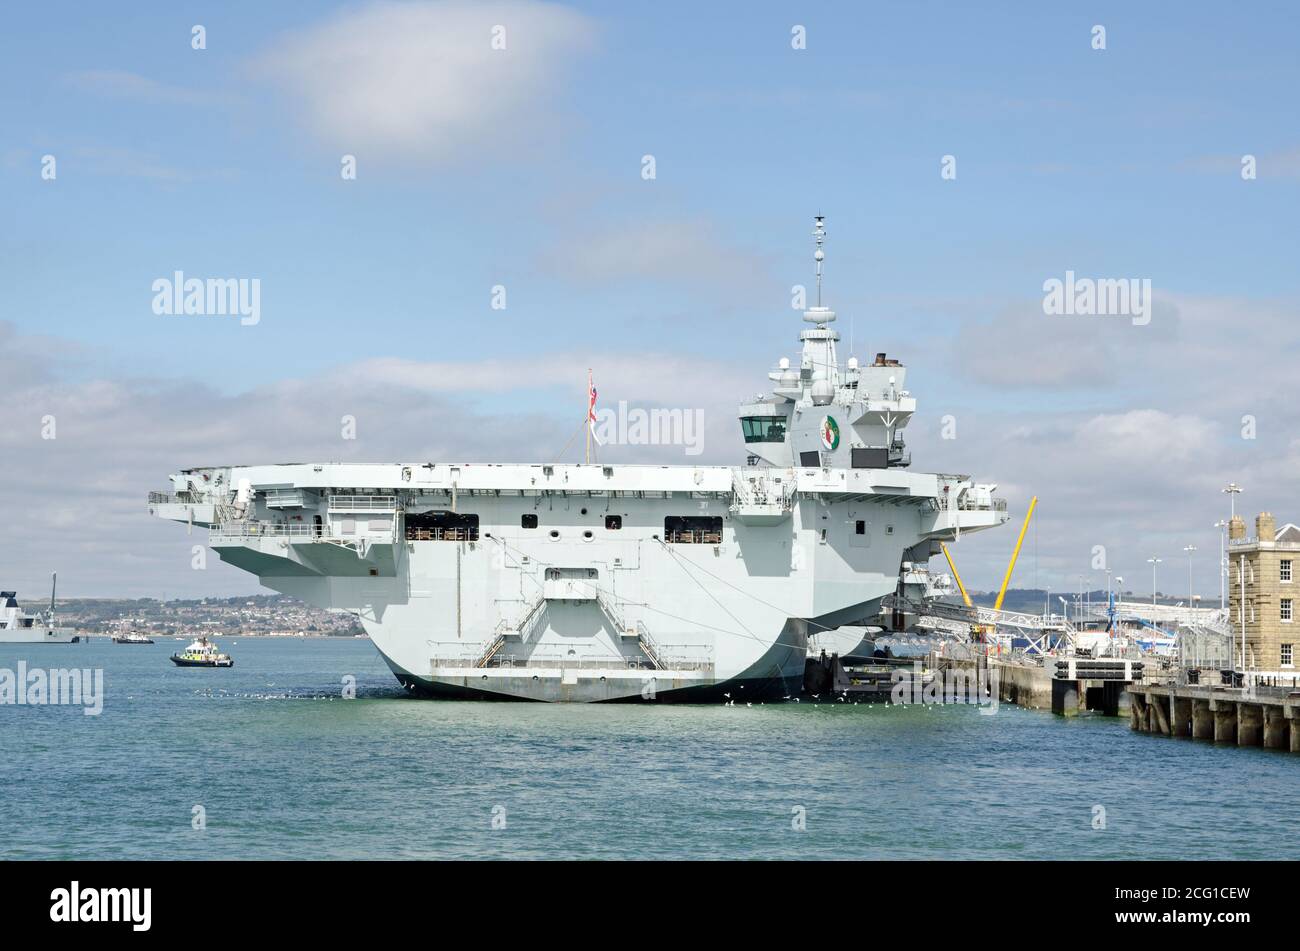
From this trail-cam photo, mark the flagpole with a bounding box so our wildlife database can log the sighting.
[585,368,591,465]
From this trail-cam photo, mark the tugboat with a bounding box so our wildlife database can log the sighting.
[113,632,155,645]
[170,636,234,667]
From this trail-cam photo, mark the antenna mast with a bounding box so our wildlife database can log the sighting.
[813,215,826,307]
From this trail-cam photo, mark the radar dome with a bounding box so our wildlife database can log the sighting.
[810,379,834,405]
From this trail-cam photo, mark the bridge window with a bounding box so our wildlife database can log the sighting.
[664,515,722,544]
[406,511,479,542]
[740,416,786,443]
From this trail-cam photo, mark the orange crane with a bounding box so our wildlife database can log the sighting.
[942,496,1039,645]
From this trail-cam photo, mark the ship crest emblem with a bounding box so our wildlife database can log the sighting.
[820,416,840,451]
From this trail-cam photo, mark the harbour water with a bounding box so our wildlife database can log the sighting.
[2,638,1294,860]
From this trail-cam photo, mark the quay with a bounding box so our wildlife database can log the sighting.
[1131,683,1300,752]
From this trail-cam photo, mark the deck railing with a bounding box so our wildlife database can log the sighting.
[405,527,478,542]
[210,522,322,539]
[328,494,398,511]
[148,490,204,505]
[664,530,722,545]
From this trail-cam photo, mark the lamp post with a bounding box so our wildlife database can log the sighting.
[1223,482,1242,523]
[1183,545,1196,610]
[1147,557,1162,610]
[1214,519,1228,611]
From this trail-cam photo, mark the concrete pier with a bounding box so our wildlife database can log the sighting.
[1171,696,1193,737]
[1238,703,1263,747]
[1192,699,1213,739]
[1264,707,1288,750]
[1212,698,1237,743]
[1134,684,1300,753]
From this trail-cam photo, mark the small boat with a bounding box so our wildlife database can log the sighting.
[170,636,234,668]
[113,632,155,645]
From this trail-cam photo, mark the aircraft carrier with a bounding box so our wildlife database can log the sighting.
[147,218,1009,701]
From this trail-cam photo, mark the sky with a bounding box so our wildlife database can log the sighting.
[2,0,1298,600]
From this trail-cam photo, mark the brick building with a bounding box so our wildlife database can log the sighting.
[1227,512,1300,672]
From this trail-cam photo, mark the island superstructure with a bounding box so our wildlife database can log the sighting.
[147,218,1009,701]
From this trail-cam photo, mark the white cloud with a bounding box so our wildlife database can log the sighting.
[252,0,596,163]
[1074,410,1217,464]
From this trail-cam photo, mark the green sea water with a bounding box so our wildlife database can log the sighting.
[1,638,1294,860]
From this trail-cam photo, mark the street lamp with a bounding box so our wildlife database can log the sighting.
[1147,557,1162,609]
[1183,545,1197,610]
[1223,483,1242,523]
[1214,519,1228,611]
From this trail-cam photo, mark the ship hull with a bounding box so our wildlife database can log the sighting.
[0,629,80,644]
[376,622,808,703]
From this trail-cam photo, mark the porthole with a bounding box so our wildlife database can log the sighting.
[549,530,560,540]
[583,530,594,541]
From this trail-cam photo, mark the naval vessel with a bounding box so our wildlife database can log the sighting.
[147,219,1009,701]
[0,575,80,644]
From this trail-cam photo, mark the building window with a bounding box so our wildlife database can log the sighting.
[1282,643,1294,668]
[740,416,787,444]
[1283,559,1292,583]
[605,515,622,530]
[521,514,538,529]
[1282,598,1293,623]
